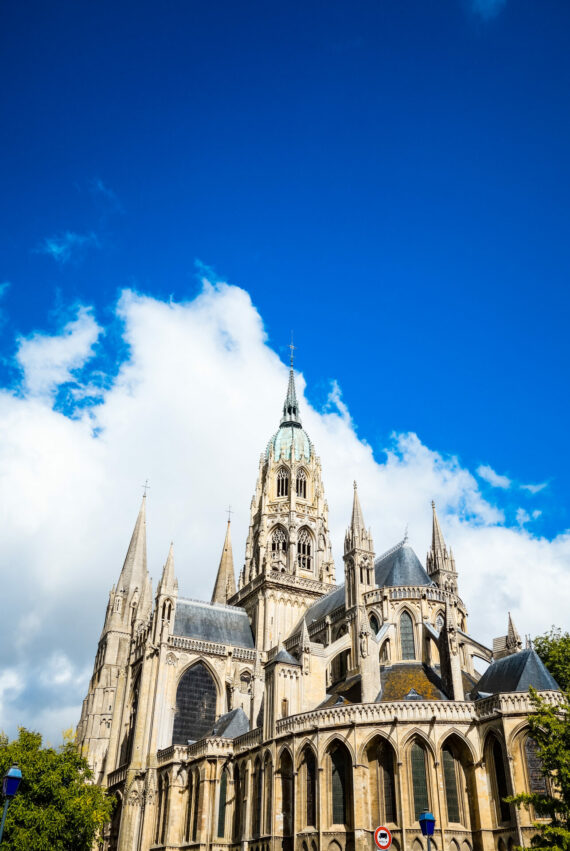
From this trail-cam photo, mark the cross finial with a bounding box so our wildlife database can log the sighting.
[353,480,357,490]
[289,331,296,368]
[142,479,150,497]
[403,523,409,543]
[226,505,233,523]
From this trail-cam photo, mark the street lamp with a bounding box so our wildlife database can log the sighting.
[419,809,436,851]
[0,764,23,844]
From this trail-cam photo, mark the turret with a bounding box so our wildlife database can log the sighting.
[154,542,178,643]
[211,520,236,605]
[344,482,376,611]
[426,501,458,594]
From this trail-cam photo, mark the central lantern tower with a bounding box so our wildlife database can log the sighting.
[229,357,336,650]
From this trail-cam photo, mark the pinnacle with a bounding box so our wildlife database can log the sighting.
[350,481,366,535]
[211,520,236,605]
[117,494,148,591]
[431,501,447,556]
[280,365,302,427]
[159,542,177,593]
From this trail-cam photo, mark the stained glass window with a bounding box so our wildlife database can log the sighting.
[525,737,547,793]
[443,747,460,823]
[400,612,415,660]
[217,769,227,838]
[172,663,217,744]
[305,750,316,826]
[331,746,348,825]
[411,742,429,819]
[378,740,397,823]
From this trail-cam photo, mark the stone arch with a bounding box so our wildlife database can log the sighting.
[439,732,479,828]
[321,733,356,765]
[172,660,218,744]
[327,841,342,851]
[398,606,417,660]
[365,733,398,827]
[297,525,314,572]
[449,841,460,851]
[299,742,318,828]
[369,610,381,635]
[270,524,288,569]
[277,747,294,850]
[108,791,123,851]
[358,728,399,765]
[412,840,424,851]
[296,739,318,770]
[498,840,506,851]
[379,637,391,664]
[296,466,309,499]
[400,727,437,760]
[328,647,350,685]
[325,738,353,828]
[407,735,432,822]
[484,731,512,826]
[276,467,290,498]
[437,728,477,764]
[461,842,472,851]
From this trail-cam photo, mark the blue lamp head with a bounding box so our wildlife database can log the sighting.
[3,765,22,798]
[419,810,436,836]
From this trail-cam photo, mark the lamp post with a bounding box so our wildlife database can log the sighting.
[419,809,436,851]
[0,764,23,844]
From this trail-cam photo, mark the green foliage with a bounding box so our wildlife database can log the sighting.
[534,628,570,692]
[0,727,113,851]
[508,688,570,851]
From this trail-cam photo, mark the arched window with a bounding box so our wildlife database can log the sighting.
[329,742,351,826]
[277,468,289,497]
[279,750,294,844]
[367,738,397,826]
[192,775,201,841]
[264,753,273,835]
[233,766,242,841]
[301,748,317,827]
[253,758,263,837]
[525,736,547,793]
[185,773,194,842]
[435,613,444,633]
[296,468,307,498]
[297,528,312,571]
[172,663,217,744]
[489,737,510,823]
[369,614,380,635]
[271,527,287,564]
[240,671,251,693]
[217,768,228,838]
[410,741,429,819]
[442,745,460,823]
[400,611,415,660]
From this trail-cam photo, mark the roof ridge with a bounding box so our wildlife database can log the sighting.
[374,538,406,565]
[177,596,249,614]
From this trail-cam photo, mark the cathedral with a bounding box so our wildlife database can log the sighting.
[77,359,561,851]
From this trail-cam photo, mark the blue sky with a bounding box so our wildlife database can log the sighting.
[2,0,569,535]
[1,1,570,739]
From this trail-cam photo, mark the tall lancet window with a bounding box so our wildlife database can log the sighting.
[400,611,415,660]
[297,528,312,572]
[296,468,307,498]
[277,467,289,497]
[271,527,287,565]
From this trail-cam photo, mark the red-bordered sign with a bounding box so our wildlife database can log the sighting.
[374,826,393,849]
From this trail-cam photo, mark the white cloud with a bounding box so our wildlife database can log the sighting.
[521,482,548,495]
[16,306,102,397]
[476,463,511,489]
[0,281,10,297]
[0,279,568,743]
[35,231,100,264]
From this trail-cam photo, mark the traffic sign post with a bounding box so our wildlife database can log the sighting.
[374,826,392,850]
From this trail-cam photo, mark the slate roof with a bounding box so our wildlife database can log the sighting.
[272,648,301,666]
[375,542,434,588]
[303,541,432,628]
[205,707,250,739]
[173,599,255,649]
[474,649,559,696]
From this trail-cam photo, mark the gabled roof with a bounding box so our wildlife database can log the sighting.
[475,649,559,696]
[205,707,250,739]
[304,585,345,626]
[271,648,301,666]
[173,599,254,649]
[375,541,434,588]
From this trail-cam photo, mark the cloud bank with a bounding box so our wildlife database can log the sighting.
[0,278,568,743]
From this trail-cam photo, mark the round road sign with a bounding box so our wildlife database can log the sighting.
[374,827,392,850]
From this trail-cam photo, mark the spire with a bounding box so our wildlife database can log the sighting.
[158,542,177,596]
[351,481,365,535]
[507,612,522,653]
[431,501,447,557]
[280,346,302,427]
[117,495,148,591]
[211,520,236,605]
[300,617,310,652]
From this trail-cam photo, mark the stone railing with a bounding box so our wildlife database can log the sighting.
[475,690,563,720]
[157,738,234,764]
[169,636,227,656]
[233,647,258,661]
[233,727,263,752]
[107,765,128,787]
[275,700,476,736]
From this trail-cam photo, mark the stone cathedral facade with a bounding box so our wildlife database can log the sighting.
[77,363,561,851]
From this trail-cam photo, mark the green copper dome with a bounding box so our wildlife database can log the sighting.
[266,365,313,461]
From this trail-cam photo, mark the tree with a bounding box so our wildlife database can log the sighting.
[508,688,570,851]
[0,727,113,851]
[534,627,570,692]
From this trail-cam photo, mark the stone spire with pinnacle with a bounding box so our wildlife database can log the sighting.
[118,494,148,592]
[280,342,302,427]
[426,501,457,593]
[212,520,236,605]
[158,542,178,596]
[344,481,375,611]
